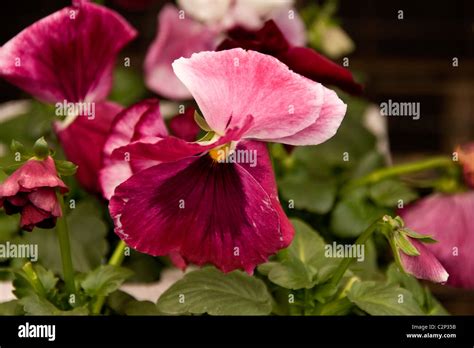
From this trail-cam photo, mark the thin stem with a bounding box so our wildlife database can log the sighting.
[327,219,381,291]
[343,156,453,193]
[55,192,76,295]
[92,240,127,315]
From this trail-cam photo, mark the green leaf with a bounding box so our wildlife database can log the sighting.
[193,111,212,132]
[402,228,437,243]
[258,219,338,289]
[348,280,424,315]
[125,301,163,316]
[22,200,109,275]
[394,232,420,256]
[20,294,88,315]
[12,264,58,299]
[157,267,272,315]
[369,179,418,207]
[0,300,25,315]
[81,265,133,298]
[331,198,387,238]
[279,170,337,214]
[386,263,449,315]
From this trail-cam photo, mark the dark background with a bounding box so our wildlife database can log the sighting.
[1,0,473,313]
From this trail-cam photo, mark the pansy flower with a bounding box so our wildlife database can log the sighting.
[108,49,347,273]
[399,192,474,288]
[218,20,363,95]
[0,157,68,231]
[0,0,137,192]
[144,2,305,100]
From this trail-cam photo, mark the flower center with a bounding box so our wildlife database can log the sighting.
[209,143,232,162]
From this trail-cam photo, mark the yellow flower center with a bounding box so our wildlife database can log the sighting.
[209,143,231,162]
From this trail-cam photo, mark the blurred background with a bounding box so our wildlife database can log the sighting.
[0,0,473,313]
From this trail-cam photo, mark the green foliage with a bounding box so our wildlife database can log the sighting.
[22,200,109,275]
[347,280,424,315]
[157,267,272,315]
[259,219,338,289]
[81,265,133,298]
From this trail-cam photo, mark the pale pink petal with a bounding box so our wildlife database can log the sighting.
[268,87,346,145]
[172,48,324,140]
[272,7,306,46]
[144,4,216,100]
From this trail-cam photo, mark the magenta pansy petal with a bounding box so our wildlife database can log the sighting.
[168,107,201,142]
[100,99,167,199]
[399,192,474,288]
[268,87,346,145]
[237,141,294,246]
[55,101,123,193]
[398,238,449,284]
[0,1,137,103]
[110,154,284,273]
[172,48,324,140]
[144,4,216,100]
[112,115,253,165]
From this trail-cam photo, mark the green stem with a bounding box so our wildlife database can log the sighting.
[327,219,381,290]
[55,192,76,295]
[343,156,453,192]
[91,240,127,315]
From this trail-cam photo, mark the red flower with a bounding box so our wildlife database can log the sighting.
[217,20,363,95]
[0,157,68,231]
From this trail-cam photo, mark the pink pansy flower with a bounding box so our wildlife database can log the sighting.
[399,192,474,288]
[0,157,68,231]
[397,236,449,284]
[0,0,136,192]
[144,2,305,100]
[108,49,346,273]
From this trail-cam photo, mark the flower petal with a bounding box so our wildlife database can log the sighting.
[28,188,62,217]
[54,101,123,193]
[398,238,449,284]
[111,114,253,166]
[0,2,137,103]
[144,4,216,100]
[20,204,53,231]
[236,141,294,246]
[100,99,167,199]
[399,192,474,288]
[172,48,324,140]
[267,87,346,145]
[168,107,201,142]
[218,20,363,95]
[110,154,284,273]
[0,157,67,198]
